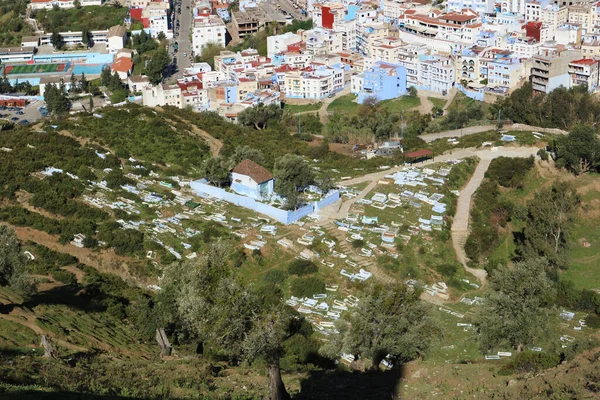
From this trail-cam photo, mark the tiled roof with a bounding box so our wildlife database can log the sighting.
[232,159,273,183]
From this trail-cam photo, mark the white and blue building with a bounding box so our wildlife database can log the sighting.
[351,61,407,104]
[230,159,274,201]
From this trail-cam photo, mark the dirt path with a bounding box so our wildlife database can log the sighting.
[318,86,352,123]
[318,146,539,284]
[188,124,223,157]
[450,158,492,285]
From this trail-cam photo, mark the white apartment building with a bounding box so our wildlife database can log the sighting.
[507,37,541,58]
[143,3,172,38]
[418,55,455,94]
[302,28,343,55]
[568,5,594,33]
[568,58,599,90]
[142,84,183,108]
[356,22,389,56]
[284,66,344,99]
[501,0,526,15]
[267,32,301,59]
[192,15,227,55]
[333,20,356,52]
[525,1,568,29]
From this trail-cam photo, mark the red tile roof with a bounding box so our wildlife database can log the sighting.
[111,57,133,73]
[232,159,273,183]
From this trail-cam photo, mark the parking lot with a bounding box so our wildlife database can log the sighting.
[0,100,45,126]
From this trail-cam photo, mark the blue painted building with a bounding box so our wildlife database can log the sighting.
[351,61,407,104]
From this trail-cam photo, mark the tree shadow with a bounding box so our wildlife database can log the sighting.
[0,284,106,315]
[294,366,406,400]
[0,391,137,400]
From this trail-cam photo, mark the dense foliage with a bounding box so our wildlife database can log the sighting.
[493,83,600,129]
[32,4,128,32]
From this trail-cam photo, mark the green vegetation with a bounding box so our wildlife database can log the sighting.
[290,276,325,297]
[475,259,554,353]
[554,125,600,175]
[0,226,36,297]
[59,105,210,169]
[493,82,600,130]
[428,97,447,109]
[32,5,128,32]
[0,0,33,46]
[287,259,317,276]
[283,102,322,114]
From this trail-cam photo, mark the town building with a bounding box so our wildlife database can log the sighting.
[192,15,227,55]
[568,58,600,90]
[230,159,275,201]
[352,61,407,103]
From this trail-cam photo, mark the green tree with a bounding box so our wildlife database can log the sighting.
[229,145,265,167]
[50,31,63,50]
[195,42,226,69]
[520,181,580,271]
[407,86,418,97]
[73,0,81,8]
[81,26,91,47]
[555,125,600,175]
[44,83,71,115]
[80,72,89,93]
[100,66,112,87]
[162,242,294,400]
[0,225,36,297]
[273,154,313,209]
[322,283,436,369]
[146,47,170,85]
[237,104,283,130]
[474,259,554,353]
[202,156,230,187]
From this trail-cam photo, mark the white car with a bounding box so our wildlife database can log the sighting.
[183,52,187,57]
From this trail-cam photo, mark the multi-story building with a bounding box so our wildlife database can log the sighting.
[582,34,600,58]
[487,57,524,90]
[142,84,183,108]
[568,58,600,90]
[356,22,389,56]
[312,3,346,29]
[351,61,407,103]
[525,0,568,29]
[568,5,594,33]
[530,47,580,93]
[267,32,302,59]
[302,28,343,55]
[284,65,344,99]
[555,23,583,45]
[418,55,455,94]
[192,15,226,55]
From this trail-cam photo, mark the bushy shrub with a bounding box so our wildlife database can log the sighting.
[287,259,317,276]
[351,239,364,249]
[51,270,77,286]
[586,314,600,329]
[435,263,458,277]
[264,269,287,284]
[498,351,561,375]
[290,277,325,298]
[485,156,534,188]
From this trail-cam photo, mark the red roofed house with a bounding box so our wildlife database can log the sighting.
[230,159,274,200]
[111,57,134,80]
[568,58,600,91]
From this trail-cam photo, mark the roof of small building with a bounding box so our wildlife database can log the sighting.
[232,159,273,184]
[112,57,134,73]
[108,25,127,38]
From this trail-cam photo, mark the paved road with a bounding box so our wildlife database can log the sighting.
[174,0,193,79]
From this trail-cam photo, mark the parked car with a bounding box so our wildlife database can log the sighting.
[20,120,29,125]
[11,117,19,121]
[16,111,24,115]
